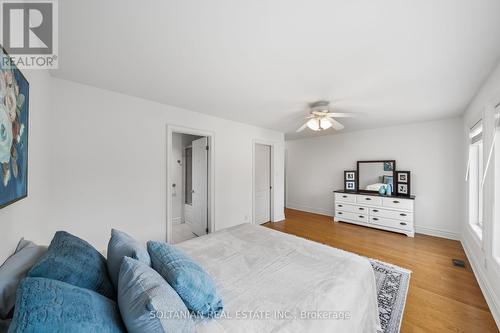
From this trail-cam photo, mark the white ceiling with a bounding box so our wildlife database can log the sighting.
[52,0,500,139]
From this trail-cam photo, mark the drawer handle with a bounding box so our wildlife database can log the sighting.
[359,215,364,218]
[338,204,343,207]
[373,209,379,212]
[393,200,400,204]
[400,213,407,217]
[338,212,343,215]
[342,195,348,198]
[359,207,364,211]
[365,198,372,201]
[373,217,379,221]
[400,222,407,226]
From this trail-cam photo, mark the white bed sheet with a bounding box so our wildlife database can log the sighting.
[176,223,381,333]
[365,183,385,191]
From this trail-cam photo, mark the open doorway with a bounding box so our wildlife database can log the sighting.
[167,126,214,244]
[253,142,274,224]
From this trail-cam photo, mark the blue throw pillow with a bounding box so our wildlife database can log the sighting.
[107,229,151,289]
[118,257,194,333]
[8,277,125,333]
[28,231,115,300]
[147,241,223,318]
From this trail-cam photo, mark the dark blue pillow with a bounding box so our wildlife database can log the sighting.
[118,257,194,333]
[147,241,223,318]
[28,231,115,300]
[107,229,150,289]
[8,277,125,333]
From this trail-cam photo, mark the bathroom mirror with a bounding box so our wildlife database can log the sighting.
[357,160,396,193]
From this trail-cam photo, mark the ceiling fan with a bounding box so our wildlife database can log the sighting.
[296,100,356,132]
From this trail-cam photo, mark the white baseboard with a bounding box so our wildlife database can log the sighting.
[462,239,500,330]
[285,203,333,217]
[172,217,182,225]
[414,225,461,240]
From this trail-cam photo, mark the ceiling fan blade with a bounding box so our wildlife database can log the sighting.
[296,122,308,132]
[329,118,345,130]
[326,112,356,118]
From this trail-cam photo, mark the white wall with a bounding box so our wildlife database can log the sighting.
[41,78,284,254]
[286,117,464,239]
[0,70,52,263]
[462,60,500,328]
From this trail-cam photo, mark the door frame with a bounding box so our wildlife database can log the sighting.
[166,125,215,243]
[252,140,276,225]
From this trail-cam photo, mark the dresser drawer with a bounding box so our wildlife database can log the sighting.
[370,216,413,231]
[370,208,413,222]
[356,195,382,206]
[336,203,368,214]
[382,197,413,211]
[336,211,369,223]
[335,193,356,203]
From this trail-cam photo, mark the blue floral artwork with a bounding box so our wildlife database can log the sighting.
[0,46,29,208]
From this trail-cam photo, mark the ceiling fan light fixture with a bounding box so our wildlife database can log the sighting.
[307,118,320,131]
[320,118,332,130]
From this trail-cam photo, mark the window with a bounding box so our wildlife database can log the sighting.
[468,121,483,236]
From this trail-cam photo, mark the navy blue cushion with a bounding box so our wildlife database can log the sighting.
[28,231,115,300]
[118,257,194,333]
[8,277,125,333]
[147,241,223,318]
[107,229,150,289]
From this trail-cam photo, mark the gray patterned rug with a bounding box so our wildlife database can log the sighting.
[370,259,411,333]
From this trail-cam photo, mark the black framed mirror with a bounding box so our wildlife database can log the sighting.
[356,160,396,193]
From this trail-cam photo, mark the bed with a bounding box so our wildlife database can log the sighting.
[176,223,381,333]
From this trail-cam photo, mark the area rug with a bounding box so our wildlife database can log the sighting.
[369,259,411,333]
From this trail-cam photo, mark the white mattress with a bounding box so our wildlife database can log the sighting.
[176,223,381,333]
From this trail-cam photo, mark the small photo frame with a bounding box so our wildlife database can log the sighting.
[345,181,356,191]
[397,173,408,183]
[395,171,411,197]
[345,171,356,181]
[397,183,408,195]
[383,161,394,171]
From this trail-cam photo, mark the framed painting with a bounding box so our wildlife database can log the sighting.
[0,46,29,209]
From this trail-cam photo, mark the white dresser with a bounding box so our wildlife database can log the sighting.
[334,191,415,237]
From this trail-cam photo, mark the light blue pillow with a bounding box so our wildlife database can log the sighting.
[118,257,194,333]
[28,231,115,300]
[0,239,47,319]
[8,277,125,333]
[147,241,223,318]
[107,229,150,289]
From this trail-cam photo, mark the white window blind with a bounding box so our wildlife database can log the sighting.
[482,103,500,187]
[466,120,483,181]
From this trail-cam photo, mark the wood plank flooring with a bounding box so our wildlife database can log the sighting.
[263,209,499,333]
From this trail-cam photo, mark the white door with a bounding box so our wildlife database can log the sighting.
[192,137,208,236]
[255,144,271,224]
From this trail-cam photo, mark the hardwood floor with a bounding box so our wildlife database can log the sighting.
[263,209,499,333]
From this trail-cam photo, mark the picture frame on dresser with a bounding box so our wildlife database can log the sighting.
[395,171,411,197]
[344,170,357,192]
